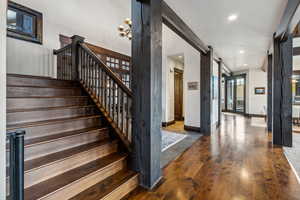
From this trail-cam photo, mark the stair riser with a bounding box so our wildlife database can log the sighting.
[7,107,99,125]
[37,159,126,200]
[7,87,83,97]
[7,97,91,110]
[24,130,109,161]
[7,76,79,87]
[25,143,118,188]
[8,117,104,140]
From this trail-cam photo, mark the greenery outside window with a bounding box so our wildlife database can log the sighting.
[7,1,43,44]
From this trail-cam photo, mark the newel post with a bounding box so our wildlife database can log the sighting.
[71,35,85,80]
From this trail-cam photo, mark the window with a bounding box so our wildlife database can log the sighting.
[7,1,43,44]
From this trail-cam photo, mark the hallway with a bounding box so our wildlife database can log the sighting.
[128,114,300,200]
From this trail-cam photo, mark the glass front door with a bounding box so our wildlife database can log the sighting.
[225,75,246,113]
[236,78,245,113]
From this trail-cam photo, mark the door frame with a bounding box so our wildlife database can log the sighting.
[174,68,184,121]
[224,74,246,114]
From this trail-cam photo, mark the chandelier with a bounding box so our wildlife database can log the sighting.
[118,18,132,40]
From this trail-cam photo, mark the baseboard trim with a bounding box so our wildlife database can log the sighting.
[245,113,266,118]
[184,125,201,132]
[162,120,176,127]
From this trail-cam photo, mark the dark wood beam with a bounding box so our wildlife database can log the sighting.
[200,47,213,135]
[293,46,300,55]
[267,54,273,132]
[275,0,300,39]
[131,0,162,189]
[161,0,209,54]
[272,34,293,147]
[161,1,232,74]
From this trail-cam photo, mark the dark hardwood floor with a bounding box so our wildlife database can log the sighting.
[127,114,300,200]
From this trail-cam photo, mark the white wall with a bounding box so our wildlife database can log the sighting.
[162,25,201,128]
[0,0,7,198]
[248,68,267,115]
[184,48,201,127]
[7,0,131,77]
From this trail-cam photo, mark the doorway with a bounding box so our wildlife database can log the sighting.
[225,74,246,114]
[174,68,184,121]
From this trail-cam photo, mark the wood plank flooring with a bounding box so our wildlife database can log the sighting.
[164,121,185,133]
[127,114,300,200]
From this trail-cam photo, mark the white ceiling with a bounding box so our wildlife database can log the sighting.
[15,0,289,72]
[164,0,288,72]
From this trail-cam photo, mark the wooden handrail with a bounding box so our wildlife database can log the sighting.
[54,37,133,151]
[79,43,133,97]
[53,44,72,55]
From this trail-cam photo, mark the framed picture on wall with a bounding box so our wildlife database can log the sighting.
[7,1,43,44]
[255,87,265,95]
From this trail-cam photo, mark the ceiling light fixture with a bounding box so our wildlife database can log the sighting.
[243,64,248,66]
[239,50,245,54]
[118,18,132,40]
[228,14,238,22]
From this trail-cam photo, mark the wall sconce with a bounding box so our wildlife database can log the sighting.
[118,18,132,40]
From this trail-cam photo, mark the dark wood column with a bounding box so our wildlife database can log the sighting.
[217,59,222,127]
[267,54,273,132]
[131,0,162,189]
[200,47,213,135]
[272,33,293,147]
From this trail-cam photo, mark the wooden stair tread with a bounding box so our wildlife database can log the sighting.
[7,105,96,113]
[70,170,138,200]
[7,73,77,82]
[25,139,115,172]
[7,114,102,130]
[7,96,89,99]
[24,126,108,147]
[7,85,81,89]
[24,153,127,200]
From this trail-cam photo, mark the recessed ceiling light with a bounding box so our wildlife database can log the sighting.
[178,56,183,58]
[243,64,248,66]
[239,50,245,54]
[228,14,238,22]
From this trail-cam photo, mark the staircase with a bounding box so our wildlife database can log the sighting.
[7,74,138,200]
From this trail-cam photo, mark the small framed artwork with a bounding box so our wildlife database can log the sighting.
[187,82,199,90]
[255,87,265,95]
